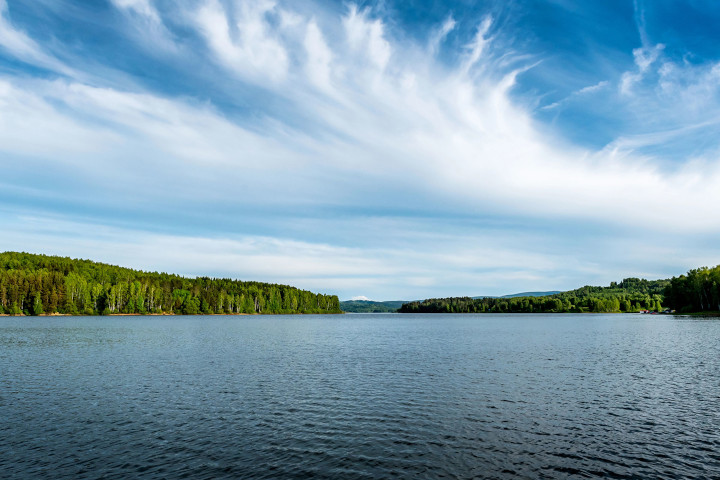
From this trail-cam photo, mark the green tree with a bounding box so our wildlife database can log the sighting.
[31,292,44,315]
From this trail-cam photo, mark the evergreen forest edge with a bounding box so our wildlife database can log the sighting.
[399,267,720,315]
[0,252,717,316]
[0,252,341,316]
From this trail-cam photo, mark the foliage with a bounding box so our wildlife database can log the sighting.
[664,266,720,313]
[0,252,341,316]
[400,278,668,314]
[340,300,406,313]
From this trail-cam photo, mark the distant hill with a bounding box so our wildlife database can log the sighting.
[340,300,406,313]
[473,291,562,299]
[502,290,562,298]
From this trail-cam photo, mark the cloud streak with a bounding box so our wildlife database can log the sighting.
[0,1,75,76]
[1,0,720,299]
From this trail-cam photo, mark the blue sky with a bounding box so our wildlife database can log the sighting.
[1,0,720,300]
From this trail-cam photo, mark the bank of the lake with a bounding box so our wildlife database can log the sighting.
[0,251,342,316]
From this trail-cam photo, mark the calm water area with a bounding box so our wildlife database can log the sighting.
[2,313,719,479]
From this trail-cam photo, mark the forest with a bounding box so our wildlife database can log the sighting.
[400,277,669,314]
[663,266,720,313]
[400,267,720,314]
[0,252,342,316]
[340,300,406,313]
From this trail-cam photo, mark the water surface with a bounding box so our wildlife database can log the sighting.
[2,314,719,479]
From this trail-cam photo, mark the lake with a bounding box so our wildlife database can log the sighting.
[2,313,719,479]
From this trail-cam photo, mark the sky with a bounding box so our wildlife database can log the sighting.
[1,0,720,301]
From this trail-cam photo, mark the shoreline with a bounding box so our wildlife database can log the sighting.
[0,311,342,317]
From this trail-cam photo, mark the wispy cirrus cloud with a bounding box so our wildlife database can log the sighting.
[1,0,720,299]
[619,43,664,95]
[609,1,665,98]
[0,0,75,76]
[110,0,178,53]
[428,15,455,55]
[194,0,290,83]
[604,0,720,159]
[541,80,609,110]
[111,0,160,21]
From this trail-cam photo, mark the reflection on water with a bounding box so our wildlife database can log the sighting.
[2,314,719,479]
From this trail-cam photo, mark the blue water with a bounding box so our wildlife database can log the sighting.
[1,314,719,479]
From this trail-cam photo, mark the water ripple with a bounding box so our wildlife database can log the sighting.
[2,314,720,478]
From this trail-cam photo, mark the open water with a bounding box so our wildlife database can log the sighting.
[1,313,719,479]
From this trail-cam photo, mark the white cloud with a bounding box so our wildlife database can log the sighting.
[110,0,178,52]
[0,79,119,158]
[657,60,720,108]
[304,20,333,89]
[2,3,720,234]
[614,48,720,151]
[112,0,160,21]
[0,1,74,76]
[194,0,289,83]
[342,5,391,72]
[633,43,664,72]
[577,80,609,95]
[542,80,609,110]
[3,1,720,299]
[429,15,456,55]
[460,16,493,75]
[620,43,664,95]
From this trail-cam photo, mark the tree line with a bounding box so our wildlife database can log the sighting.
[0,252,341,316]
[400,277,668,314]
[663,266,720,313]
[339,300,405,313]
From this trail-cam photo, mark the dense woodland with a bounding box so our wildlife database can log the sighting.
[2,251,717,316]
[663,266,720,313]
[340,300,405,313]
[0,252,341,316]
[400,277,669,314]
